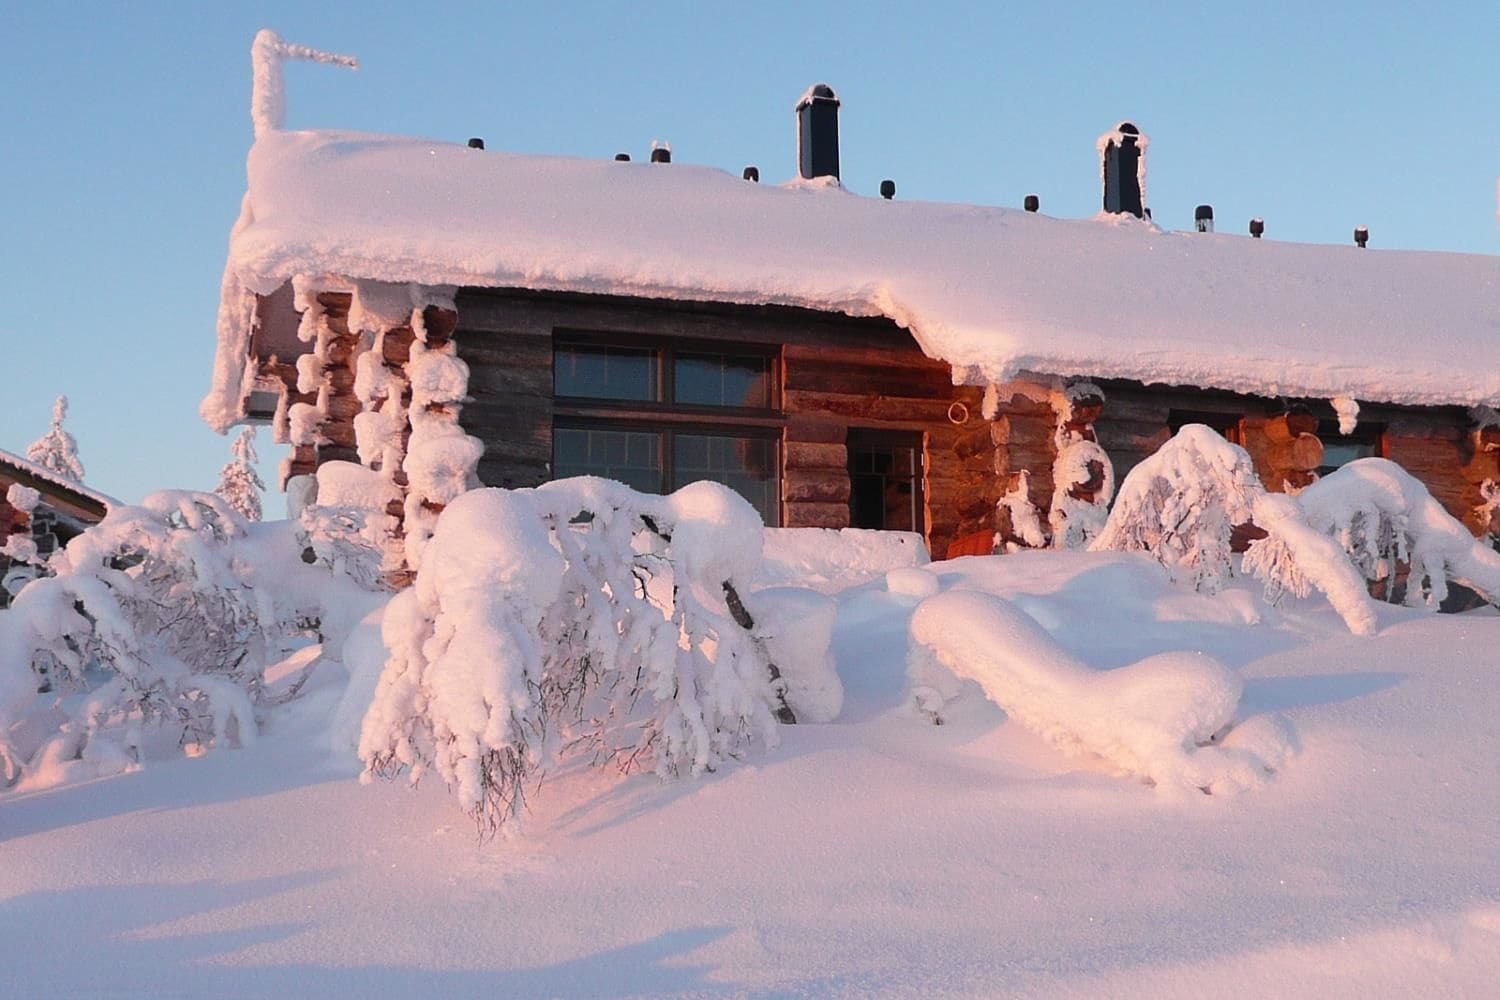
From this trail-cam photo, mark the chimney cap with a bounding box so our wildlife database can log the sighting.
[1194,204,1214,220]
[743,165,760,182]
[1024,194,1040,212]
[614,152,631,161]
[879,179,896,200]
[467,137,485,149]
[796,82,840,111]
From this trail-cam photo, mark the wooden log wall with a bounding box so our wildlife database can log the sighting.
[1089,381,1482,535]
[452,289,984,558]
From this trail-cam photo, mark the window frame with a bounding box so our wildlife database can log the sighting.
[553,332,782,418]
[551,332,786,526]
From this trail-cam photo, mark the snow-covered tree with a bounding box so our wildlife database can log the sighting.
[0,491,367,787]
[1090,425,1260,593]
[216,427,266,521]
[25,395,85,483]
[359,478,794,836]
[1246,458,1500,613]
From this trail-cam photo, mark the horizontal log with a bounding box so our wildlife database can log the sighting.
[784,501,850,530]
[785,442,847,470]
[1266,433,1324,472]
[325,393,364,423]
[786,359,955,398]
[783,476,852,504]
[785,417,847,444]
[784,389,955,425]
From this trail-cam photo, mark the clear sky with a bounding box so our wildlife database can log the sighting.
[3,1,1497,511]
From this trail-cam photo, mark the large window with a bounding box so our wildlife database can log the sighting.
[553,337,782,525]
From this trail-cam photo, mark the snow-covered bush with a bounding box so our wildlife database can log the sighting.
[297,461,399,590]
[1248,458,1500,612]
[215,426,266,521]
[0,491,367,787]
[358,478,794,835]
[908,589,1285,795]
[1091,425,1259,593]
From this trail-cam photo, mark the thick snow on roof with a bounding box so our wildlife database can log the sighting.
[0,448,115,511]
[209,128,1500,428]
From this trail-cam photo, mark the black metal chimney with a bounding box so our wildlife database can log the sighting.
[467,137,485,150]
[1354,226,1369,248]
[650,142,671,164]
[743,166,760,182]
[1195,204,1214,233]
[1100,122,1145,217]
[796,83,841,180]
[879,179,895,200]
[1250,217,1265,238]
[1024,194,1040,212]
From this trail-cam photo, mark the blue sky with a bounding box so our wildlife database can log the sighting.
[3,2,1497,510]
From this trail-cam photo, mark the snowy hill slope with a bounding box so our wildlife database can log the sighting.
[4,551,1500,998]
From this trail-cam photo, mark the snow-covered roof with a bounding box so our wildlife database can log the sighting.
[0,448,116,512]
[206,128,1500,430]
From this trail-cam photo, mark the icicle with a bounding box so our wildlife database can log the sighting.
[981,383,999,421]
[1332,396,1360,435]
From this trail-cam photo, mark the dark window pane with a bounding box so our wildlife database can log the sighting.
[673,433,779,525]
[674,353,772,408]
[847,430,924,533]
[554,427,663,495]
[555,344,660,401]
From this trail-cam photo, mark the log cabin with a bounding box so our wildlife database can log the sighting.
[0,449,113,608]
[203,70,1500,575]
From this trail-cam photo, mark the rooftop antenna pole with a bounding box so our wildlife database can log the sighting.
[250,29,358,139]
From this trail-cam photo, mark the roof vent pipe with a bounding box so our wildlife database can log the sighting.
[614,152,631,161]
[650,142,671,164]
[1195,204,1214,232]
[879,179,896,200]
[1024,194,1040,212]
[1354,226,1369,248]
[1099,121,1146,218]
[467,137,485,150]
[796,83,841,180]
[1250,217,1265,238]
[743,165,760,182]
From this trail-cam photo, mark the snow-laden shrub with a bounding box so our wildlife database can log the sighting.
[0,491,368,786]
[1247,458,1500,612]
[1091,425,1260,593]
[358,478,794,835]
[1090,425,1378,634]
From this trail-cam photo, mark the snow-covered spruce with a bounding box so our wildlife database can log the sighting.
[0,492,370,787]
[26,395,85,484]
[358,479,802,835]
[1249,458,1500,612]
[215,426,266,521]
[1090,424,1259,594]
[908,589,1281,795]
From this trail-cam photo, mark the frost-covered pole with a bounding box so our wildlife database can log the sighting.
[250,29,358,139]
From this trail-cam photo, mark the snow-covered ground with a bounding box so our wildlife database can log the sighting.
[5,550,1500,998]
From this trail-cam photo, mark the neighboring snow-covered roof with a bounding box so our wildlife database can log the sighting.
[0,448,116,512]
[206,128,1500,430]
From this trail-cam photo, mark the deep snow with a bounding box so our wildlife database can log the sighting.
[4,549,1500,997]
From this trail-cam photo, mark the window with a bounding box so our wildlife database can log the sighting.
[1317,420,1383,476]
[1168,409,1242,444]
[847,429,925,532]
[553,336,783,525]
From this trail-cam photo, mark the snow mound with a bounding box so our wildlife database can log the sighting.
[756,527,929,593]
[747,586,842,723]
[909,589,1282,795]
